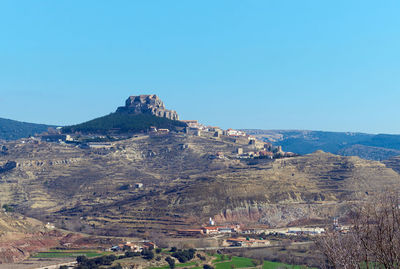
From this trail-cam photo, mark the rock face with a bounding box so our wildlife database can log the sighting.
[116,94,179,120]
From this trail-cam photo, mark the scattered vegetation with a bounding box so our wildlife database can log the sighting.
[121,251,141,258]
[317,192,400,268]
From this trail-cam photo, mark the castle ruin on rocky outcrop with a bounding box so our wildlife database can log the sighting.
[116,94,179,120]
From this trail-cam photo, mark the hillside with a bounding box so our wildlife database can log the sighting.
[244,130,400,160]
[0,117,53,140]
[383,156,400,174]
[62,113,187,134]
[1,133,399,237]
[0,211,62,263]
[62,95,186,134]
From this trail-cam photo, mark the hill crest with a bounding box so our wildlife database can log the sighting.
[62,95,185,134]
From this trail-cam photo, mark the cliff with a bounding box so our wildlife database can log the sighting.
[116,94,179,120]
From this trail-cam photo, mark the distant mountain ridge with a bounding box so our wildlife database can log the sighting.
[244,129,400,161]
[0,117,54,140]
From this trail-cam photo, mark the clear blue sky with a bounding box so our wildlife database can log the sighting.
[0,1,399,133]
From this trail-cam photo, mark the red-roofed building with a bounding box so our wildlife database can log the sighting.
[202,226,220,234]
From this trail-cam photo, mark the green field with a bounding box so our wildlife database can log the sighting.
[32,249,110,258]
[212,254,229,263]
[263,260,314,269]
[214,256,255,269]
[212,254,316,269]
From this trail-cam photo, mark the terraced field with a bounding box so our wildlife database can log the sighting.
[32,249,110,258]
[1,133,400,237]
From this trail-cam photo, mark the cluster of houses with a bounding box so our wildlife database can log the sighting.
[110,241,156,252]
[181,120,205,130]
[149,126,170,134]
[177,217,326,241]
[178,225,325,238]
[177,218,241,236]
[33,120,298,162]
[225,129,247,137]
[181,120,249,139]
[177,219,273,248]
[177,225,242,237]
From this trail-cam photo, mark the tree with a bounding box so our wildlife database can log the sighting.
[77,255,88,264]
[141,248,155,260]
[166,256,176,269]
[172,249,196,263]
[317,193,400,269]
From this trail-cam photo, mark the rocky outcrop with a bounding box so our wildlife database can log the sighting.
[116,94,179,120]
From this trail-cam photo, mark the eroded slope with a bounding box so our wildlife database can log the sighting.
[1,135,400,236]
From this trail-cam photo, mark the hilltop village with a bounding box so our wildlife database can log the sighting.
[14,95,296,161]
[24,121,296,161]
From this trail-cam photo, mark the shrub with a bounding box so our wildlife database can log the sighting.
[2,204,14,212]
[197,254,206,261]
